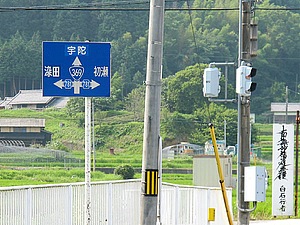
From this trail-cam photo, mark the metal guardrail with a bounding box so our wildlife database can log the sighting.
[0,180,232,225]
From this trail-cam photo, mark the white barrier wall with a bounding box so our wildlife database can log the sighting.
[0,180,232,225]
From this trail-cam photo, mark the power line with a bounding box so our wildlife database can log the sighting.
[0,0,299,11]
[0,5,299,12]
[0,7,236,12]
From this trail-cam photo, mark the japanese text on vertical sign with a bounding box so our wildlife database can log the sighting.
[279,185,286,212]
[275,125,289,181]
[272,124,294,216]
[275,125,289,212]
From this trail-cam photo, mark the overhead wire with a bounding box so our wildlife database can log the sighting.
[1,7,299,12]
[0,0,299,12]
[185,0,213,123]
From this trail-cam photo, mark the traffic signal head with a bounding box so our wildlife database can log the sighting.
[203,67,220,98]
[236,66,257,96]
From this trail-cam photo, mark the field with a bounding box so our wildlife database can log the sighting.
[0,109,300,220]
[1,149,299,220]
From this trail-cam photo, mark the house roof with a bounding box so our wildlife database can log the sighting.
[0,97,13,108]
[0,118,45,127]
[271,103,300,112]
[8,90,54,105]
[47,97,69,108]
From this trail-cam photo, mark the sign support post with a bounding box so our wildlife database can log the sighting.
[85,97,92,225]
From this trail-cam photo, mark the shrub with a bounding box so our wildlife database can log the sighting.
[114,164,135,179]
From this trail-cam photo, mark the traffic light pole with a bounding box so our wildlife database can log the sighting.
[237,95,251,225]
[237,1,253,224]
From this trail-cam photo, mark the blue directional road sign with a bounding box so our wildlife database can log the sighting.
[42,41,111,97]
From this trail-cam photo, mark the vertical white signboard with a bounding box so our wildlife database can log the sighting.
[272,124,294,216]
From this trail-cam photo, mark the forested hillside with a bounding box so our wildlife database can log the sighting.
[0,0,299,117]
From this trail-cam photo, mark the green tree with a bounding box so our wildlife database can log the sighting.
[112,33,147,98]
[270,0,300,8]
[161,111,196,144]
[270,82,286,102]
[163,64,206,114]
[0,32,41,97]
[125,86,145,121]
[132,71,145,88]
[191,103,238,146]
[65,97,84,116]
[97,8,148,41]
[252,0,300,114]
[0,0,299,119]
[93,71,125,110]
[53,0,98,40]
[114,164,135,180]
[163,10,191,76]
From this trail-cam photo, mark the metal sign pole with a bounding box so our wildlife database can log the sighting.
[85,97,92,225]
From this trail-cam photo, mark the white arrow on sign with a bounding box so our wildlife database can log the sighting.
[54,79,65,89]
[54,79,100,93]
[72,56,82,66]
[90,80,100,89]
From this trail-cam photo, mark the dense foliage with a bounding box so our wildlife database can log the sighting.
[114,164,135,179]
[0,0,298,110]
[0,0,298,146]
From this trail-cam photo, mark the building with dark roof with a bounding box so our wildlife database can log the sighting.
[0,118,51,146]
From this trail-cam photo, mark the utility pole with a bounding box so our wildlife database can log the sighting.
[140,0,165,224]
[237,1,256,224]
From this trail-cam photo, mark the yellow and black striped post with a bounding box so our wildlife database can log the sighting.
[144,169,159,196]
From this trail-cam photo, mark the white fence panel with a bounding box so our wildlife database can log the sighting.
[32,186,71,225]
[72,184,85,225]
[0,180,232,225]
[110,181,140,225]
[0,188,28,225]
[160,184,232,225]
[90,183,109,225]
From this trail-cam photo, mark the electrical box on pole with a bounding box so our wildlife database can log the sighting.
[236,65,257,96]
[203,67,220,97]
[244,166,266,202]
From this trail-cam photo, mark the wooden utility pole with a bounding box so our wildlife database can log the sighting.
[237,1,254,224]
[140,0,165,224]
